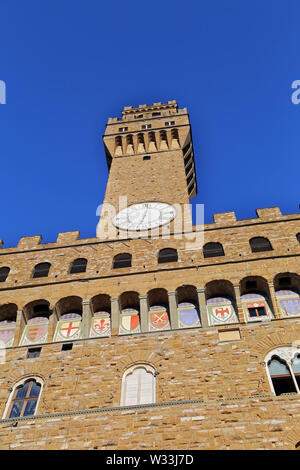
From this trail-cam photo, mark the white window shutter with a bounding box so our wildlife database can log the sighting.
[124,370,139,406]
[139,368,154,404]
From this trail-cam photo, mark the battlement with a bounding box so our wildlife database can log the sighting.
[0,207,299,252]
[107,101,187,123]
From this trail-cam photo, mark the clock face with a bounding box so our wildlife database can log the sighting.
[114,202,176,231]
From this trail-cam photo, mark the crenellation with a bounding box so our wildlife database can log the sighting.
[17,235,42,249]
[56,231,80,244]
[256,207,282,220]
[213,212,237,225]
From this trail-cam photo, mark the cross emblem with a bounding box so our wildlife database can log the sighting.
[60,322,79,338]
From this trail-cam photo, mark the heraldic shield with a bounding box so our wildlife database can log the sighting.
[54,313,82,342]
[0,320,16,347]
[119,308,140,335]
[207,297,238,326]
[20,316,49,346]
[149,305,170,331]
[275,290,300,317]
[178,302,201,328]
[90,311,111,337]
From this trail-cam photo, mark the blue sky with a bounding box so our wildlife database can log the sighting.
[0,0,299,247]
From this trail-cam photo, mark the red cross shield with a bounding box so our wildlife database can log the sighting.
[59,321,80,338]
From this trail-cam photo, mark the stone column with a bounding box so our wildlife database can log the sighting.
[111,298,120,336]
[139,295,149,333]
[234,286,246,323]
[287,360,300,394]
[47,307,58,343]
[82,299,93,339]
[167,291,179,330]
[196,287,209,328]
[13,310,26,347]
[268,281,281,319]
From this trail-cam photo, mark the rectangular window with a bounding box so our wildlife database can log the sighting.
[248,306,266,317]
[141,124,151,130]
[152,112,161,116]
[61,342,73,351]
[165,121,175,126]
[118,127,128,132]
[27,348,41,359]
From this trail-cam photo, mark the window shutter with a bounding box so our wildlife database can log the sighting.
[139,368,154,404]
[124,371,139,406]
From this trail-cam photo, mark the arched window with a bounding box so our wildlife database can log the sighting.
[158,248,178,263]
[249,237,273,253]
[203,242,224,258]
[54,296,83,341]
[268,357,296,395]
[265,347,300,396]
[119,291,140,335]
[90,294,111,338]
[20,300,50,346]
[6,379,42,418]
[176,285,201,329]
[32,263,51,279]
[295,441,300,450]
[113,253,132,269]
[70,258,87,274]
[121,364,156,406]
[0,267,10,282]
[0,303,17,347]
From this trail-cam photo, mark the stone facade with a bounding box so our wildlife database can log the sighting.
[0,102,300,449]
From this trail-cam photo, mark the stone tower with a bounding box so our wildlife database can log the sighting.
[97,101,197,240]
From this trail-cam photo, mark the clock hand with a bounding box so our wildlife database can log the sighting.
[137,209,148,229]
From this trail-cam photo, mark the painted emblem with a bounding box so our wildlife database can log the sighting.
[178,303,200,328]
[93,317,110,335]
[20,316,49,346]
[247,302,265,309]
[121,315,140,331]
[212,306,232,322]
[119,308,140,334]
[0,327,15,346]
[60,321,81,338]
[280,299,300,316]
[207,297,238,326]
[27,324,48,342]
[275,291,300,317]
[149,306,170,331]
[54,313,82,341]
